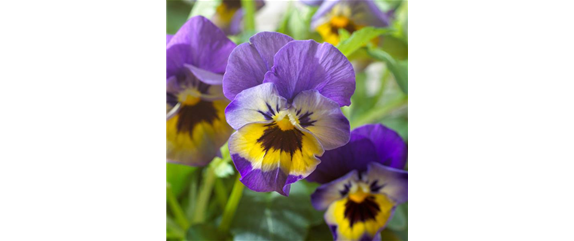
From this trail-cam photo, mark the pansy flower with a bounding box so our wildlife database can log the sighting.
[308,124,408,241]
[311,0,391,45]
[222,32,355,196]
[212,0,265,35]
[166,16,235,166]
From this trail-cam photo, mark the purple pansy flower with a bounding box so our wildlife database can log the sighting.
[166,16,235,166]
[311,0,391,45]
[309,124,407,241]
[211,0,265,35]
[222,32,356,196]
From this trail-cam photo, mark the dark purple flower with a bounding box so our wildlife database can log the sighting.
[222,32,356,196]
[166,16,236,166]
[309,124,408,241]
[312,0,391,45]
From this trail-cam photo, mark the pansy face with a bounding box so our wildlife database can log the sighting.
[223,32,356,195]
[309,124,408,240]
[312,163,407,241]
[312,0,390,45]
[166,16,236,166]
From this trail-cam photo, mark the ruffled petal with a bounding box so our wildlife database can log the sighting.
[352,124,407,169]
[167,99,233,166]
[365,162,408,204]
[311,170,359,210]
[225,83,288,130]
[291,90,350,150]
[306,133,378,184]
[167,16,236,78]
[229,122,324,196]
[324,193,396,241]
[222,32,293,101]
[264,40,355,106]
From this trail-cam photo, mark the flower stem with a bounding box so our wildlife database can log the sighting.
[241,0,256,32]
[192,165,217,224]
[167,184,189,230]
[214,178,228,209]
[219,175,245,233]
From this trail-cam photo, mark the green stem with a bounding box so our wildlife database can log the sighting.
[352,96,408,129]
[192,166,217,224]
[186,172,199,221]
[167,184,189,230]
[241,0,256,32]
[219,175,245,233]
[214,178,228,209]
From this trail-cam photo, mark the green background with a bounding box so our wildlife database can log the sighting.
[407,1,574,241]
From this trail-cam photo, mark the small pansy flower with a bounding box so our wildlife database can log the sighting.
[222,32,356,196]
[311,0,391,45]
[308,124,408,241]
[212,0,265,35]
[166,16,235,166]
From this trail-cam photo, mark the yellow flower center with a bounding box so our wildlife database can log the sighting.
[273,111,300,131]
[178,88,201,106]
[348,184,370,203]
[330,16,350,28]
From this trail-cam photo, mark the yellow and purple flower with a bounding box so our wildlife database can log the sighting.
[309,124,408,241]
[222,32,356,196]
[166,16,235,166]
[311,0,391,45]
[212,0,265,35]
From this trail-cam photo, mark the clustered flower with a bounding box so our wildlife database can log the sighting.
[167,13,407,241]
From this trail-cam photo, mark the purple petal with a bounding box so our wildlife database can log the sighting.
[306,133,378,184]
[310,169,358,210]
[250,32,294,70]
[225,83,287,130]
[264,40,355,106]
[185,64,224,85]
[366,162,408,204]
[167,16,236,78]
[311,0,339,29]
[300,0,323,6]
[291,90,350,150]
[222,32,293,101]
[166,34,173,45]
[312,0,389,29]
[352,124,407,169]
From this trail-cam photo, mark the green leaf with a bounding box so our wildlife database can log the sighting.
[381,35,408,61]
[167,163,196,197]
[338,28,351,43]
[368,48,408,94]
[230,181,323,241]
[166,1,193,34]
[336,27,393,57]
[387,203,407,230]
[187,223,232,241]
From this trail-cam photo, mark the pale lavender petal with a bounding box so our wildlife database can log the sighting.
[365,162,408,204]
[264,40,355,106]
[291,90,350,150]
[310,170,358,210]
[185,64,224,85]
[225,83,287,130]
